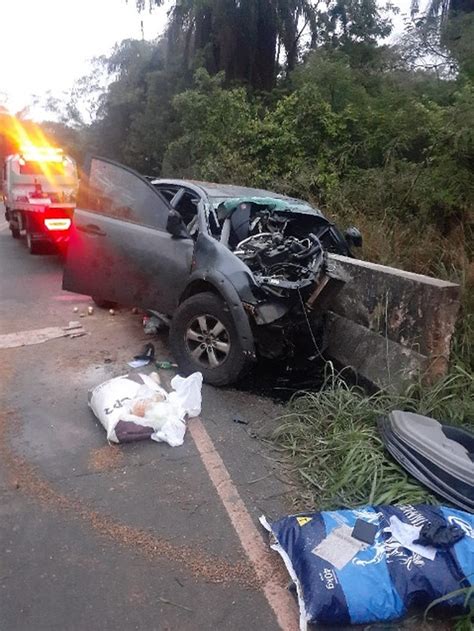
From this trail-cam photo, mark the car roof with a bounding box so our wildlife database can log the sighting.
[152,178,321,212]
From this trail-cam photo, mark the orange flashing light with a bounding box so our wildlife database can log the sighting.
[20,145,64,163]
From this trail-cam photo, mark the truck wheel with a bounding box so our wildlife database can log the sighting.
[26,231,44,255]
[169,292,250,386]
[6,209,20,238]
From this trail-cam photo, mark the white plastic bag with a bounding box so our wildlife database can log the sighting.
[169,372,203,418]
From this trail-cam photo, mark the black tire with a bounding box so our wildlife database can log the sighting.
[169,292,250,386]
[26,231,44,255]
[8,210,20,238]
[92,297,117,309]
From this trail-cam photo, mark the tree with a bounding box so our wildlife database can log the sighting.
[89,39,162,162]
[410,0,474,78]
[135,0,319,90]
[411,0,474,19]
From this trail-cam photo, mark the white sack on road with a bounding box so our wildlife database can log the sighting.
[89,372,203,447]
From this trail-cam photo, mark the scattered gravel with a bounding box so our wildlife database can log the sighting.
[0,407,260,588]
[88,445,124,472]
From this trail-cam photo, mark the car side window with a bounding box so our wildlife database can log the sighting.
[81,159,169,229]
[155,185,180,203]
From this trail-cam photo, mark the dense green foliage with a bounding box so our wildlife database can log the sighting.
[163,59,473,234]
[70,3,472,255]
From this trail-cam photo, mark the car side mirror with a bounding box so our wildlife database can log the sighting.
[344,226,362,248]
[166,210,190,239]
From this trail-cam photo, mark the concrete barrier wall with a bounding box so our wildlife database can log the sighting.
[325,254,461,392]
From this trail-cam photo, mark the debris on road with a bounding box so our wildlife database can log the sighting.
[415,519,465,548]
[143,313,170,335]
[88,445,124,472]
[89,371,203,446]
[64,321,82,331]
[69,331,86,339]
[0,321,86,349]
[155,360,178,370]
[109,308,115,316]
[73,306,79,313]
[158,597,193,613]
[87,306,94,315]
[379,411,474,511]
[261,505,474,629]
[233,416,249,425]
[128,342,155,368]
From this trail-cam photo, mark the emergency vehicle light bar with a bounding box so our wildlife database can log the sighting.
[19,145,64,163]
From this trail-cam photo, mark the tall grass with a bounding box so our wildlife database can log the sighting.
[272,364,473,511]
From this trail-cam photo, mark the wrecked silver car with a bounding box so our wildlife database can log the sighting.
[63,158,361,385]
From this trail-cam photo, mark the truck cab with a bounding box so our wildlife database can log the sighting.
[2,146,78,254]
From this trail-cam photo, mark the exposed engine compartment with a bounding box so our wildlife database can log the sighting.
[234,231,325,296]
[209,198,349,360]
[224,204,330,298]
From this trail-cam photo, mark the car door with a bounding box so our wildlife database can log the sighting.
[63,157,194,314]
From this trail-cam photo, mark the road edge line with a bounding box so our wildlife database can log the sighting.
[189,417,299,631]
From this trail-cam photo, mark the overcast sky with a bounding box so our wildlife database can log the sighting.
[1,0,413,118]
[0,0,169,114]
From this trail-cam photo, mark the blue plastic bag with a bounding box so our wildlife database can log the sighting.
[261,505,474,629]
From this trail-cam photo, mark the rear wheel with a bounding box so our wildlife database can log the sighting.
[26,231,45,255]
[7,210,20,238]
[169,292,250,386]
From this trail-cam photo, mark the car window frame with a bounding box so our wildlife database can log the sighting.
[151,179,212,236]
[79,156,172,231]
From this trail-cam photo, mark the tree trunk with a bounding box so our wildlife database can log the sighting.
[252,0,278,90]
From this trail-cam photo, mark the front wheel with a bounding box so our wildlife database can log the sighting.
[169,292,250,386]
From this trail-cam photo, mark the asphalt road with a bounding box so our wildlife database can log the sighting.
[0,216,298,631]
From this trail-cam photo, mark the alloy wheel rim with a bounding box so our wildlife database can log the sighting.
[185,314,230,368]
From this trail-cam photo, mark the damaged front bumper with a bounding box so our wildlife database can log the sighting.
[243,264,347,359]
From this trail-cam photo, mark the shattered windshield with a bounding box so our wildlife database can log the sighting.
[209,195,317,215]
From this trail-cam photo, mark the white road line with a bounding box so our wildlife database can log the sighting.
[0,324,85,349]
[189,418,299,631]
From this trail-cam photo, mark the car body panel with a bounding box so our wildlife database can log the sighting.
[64,209,194,312]
[63,158,195,313]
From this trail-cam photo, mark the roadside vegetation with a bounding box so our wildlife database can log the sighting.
[21,1,472,508]
[273,362,473,511]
